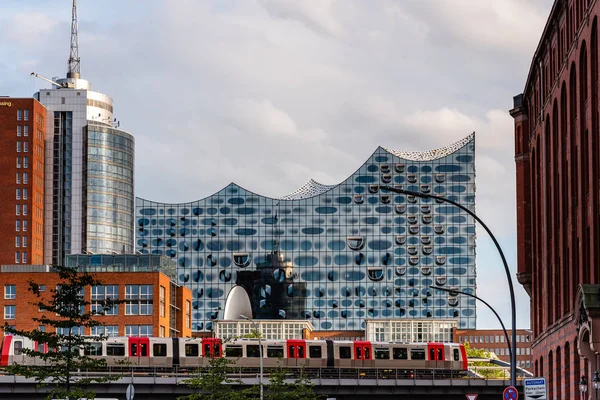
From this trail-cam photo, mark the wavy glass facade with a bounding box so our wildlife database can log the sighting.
[85,122,135,254]
[136,134,476,332]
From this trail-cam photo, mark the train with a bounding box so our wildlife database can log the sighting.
[0,335,468,373]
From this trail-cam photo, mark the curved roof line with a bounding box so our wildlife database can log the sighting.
[279,179,338,200]
[136,133,474,205]
[384,132,474,161]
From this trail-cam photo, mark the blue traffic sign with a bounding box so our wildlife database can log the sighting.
[503,386,519,400]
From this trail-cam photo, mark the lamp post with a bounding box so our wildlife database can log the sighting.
[581,375,588,399]
[240,314,263,400]
[429,286,512,362]
[380,185,517,387]
[593,371,599,400]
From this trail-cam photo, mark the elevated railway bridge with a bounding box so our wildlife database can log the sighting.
[0,365,529,399]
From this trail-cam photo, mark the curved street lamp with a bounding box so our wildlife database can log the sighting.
[593,370,599,400]
[581,375,589,399]
[430,285,512,363]
[240,314,263,400]
[380,185,517,387]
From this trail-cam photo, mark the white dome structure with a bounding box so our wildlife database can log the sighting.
[223,285,253,320]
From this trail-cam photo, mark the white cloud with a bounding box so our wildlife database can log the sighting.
[1,0,554,329]
[4,12,59,44]
[258,0,343,38]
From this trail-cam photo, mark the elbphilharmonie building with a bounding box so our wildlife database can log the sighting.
[135,134,476,332]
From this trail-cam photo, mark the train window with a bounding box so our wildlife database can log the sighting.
[355,347,362,359]
[267,346,284,358]
[204,344,212,357]
[247,345,261,357]
[13,341,22,355]
[374,348,389,360]
[454,349,460,361]
[153,343,167,357]
[37,343,45,353]
[309,346,322,358]
[225,346,243,357]
[106,344,125,356]
[140,344,148,357]
[84,342,103,356]
[339,346,351,359]
[298,346,304,358]
[364,348,370,359]
[411,349,426,360]
[437,349,443,360]
[185,344,199,357]
[393,347,408,360]
[429,349,435,360]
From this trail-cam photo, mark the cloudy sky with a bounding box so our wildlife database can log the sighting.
[0,0,553,330]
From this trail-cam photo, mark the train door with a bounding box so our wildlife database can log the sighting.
[287,340,306,367]
[427,343,445,369]
[353,341,373,368]
[129,337,150,366]
[201,338,222,358]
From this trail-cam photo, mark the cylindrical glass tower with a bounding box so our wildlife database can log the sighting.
[85,121,135,254]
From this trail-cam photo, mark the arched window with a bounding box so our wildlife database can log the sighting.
[556,346,562,399]
[560,82,569,314]
[548,350,554,399]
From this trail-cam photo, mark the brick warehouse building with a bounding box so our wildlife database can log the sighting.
[0,261,193,339]
[0,98,46,265]
[510,0,600,397]
[454,329,533,370]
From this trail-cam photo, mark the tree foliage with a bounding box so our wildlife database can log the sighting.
[464,342,509,379]
[264,365,318,400]
[179,356,257,400]
[179,357,319,400]
[3,265,123,400]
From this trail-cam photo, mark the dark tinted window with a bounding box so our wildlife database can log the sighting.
[453,349,460,361]
[107,344,125,356]
[393,347,407,360]
[267,346,284,358]
[309,346,322,358]
[374,348,389,360]
[225,346,242,357]
[14,341,22,355]
[339,346,351,359]
[153,343,167,357]
[411,349,426,360]
[298,346,305,358]
[84,342,102,356]
[247,345,261,357]
[186,344,199,357]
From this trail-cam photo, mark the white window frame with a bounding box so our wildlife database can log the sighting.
[4,305,16,319]
[4,285,16,300]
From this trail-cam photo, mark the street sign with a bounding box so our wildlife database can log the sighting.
[524,377,547,400]
[466,394,478,400]
[126,384,135,400]
[503,386,519,400]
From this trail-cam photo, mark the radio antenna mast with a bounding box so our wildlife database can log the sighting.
[67,0,80,79]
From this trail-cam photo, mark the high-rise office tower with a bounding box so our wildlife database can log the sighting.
[0,98,46,265]
[34,1,135,264]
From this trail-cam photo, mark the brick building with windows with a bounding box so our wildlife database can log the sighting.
[0,263,192,339]
[0,98,46,265]
[454,329,533,370]
[510,0,600,397]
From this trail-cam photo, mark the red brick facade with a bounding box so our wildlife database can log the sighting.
[0,98,45,265]
[454,329,533,370]
[0,268,193,338]
[511,0,600,397]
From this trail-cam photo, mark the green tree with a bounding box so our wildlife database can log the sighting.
[3,265,123,400]
[264,365,318,400]
[179,356,258,400]
[464,342,509,379]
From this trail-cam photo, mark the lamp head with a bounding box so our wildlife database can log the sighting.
[580,375,588,393]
